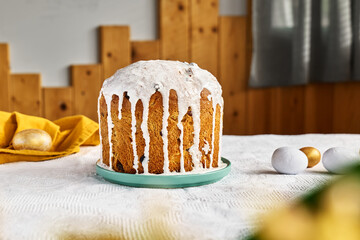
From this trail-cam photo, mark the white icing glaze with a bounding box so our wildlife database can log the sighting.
[202,140,210,155]
[209,102,216,168]
[190,103,202,169]
[178,122,185,173]
[141,100,150,173]
[129,97,138,172]
[218,108,225,168]
[106,96,114,169]
[97,94,103,165]
[99,60,223,174]
[162,90,170,173]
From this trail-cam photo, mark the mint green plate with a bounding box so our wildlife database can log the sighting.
[96,158,231,188]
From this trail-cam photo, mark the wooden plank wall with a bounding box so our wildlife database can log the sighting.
[72,64,102,121]
[0,44,10,111]
[131,41,160,63]
[159,0,190,61]
[219,17,247,134]
[9,74,42,116]
[190,0,218,77]
[100,26,131,79]
[0,0,359,134]
[43,87,74,120]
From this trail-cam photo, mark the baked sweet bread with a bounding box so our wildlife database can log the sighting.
[98,60,223,174]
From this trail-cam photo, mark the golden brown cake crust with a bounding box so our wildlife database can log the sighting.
[167,89,181,172]
[200,88,214,168]
[148,91,165,174]
[135,99,145,173]
[111,93,136,174]
[212,104,221,168]
[182,106,194,172]
[99,94,110,167]
[100,89,222,174]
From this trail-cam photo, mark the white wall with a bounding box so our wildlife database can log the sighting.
[0,0,246,86]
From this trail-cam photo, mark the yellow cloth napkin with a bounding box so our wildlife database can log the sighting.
[0,111,100,164]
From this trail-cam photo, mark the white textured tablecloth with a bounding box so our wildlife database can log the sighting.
[1,134,360,240]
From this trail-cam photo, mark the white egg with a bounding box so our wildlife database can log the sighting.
[322,147,360,174]
[271,147,308,174]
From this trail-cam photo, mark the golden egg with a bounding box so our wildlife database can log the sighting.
[300,147,321,168]
[12,129,52,151]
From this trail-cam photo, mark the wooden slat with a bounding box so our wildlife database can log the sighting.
[9,74,42,116]
[246,0,253,83]
[247,88,276,134]
[159,0,190,61]
[219,17,247,135]
[43,87,74,120]
[333,82,360,133]
[0,43,10,111]
[304,83,334,133]
[190,0,218,76]
[274,86,305,134]
[131,40,160,63]
[72,64,102,121]
[99,26,131,79]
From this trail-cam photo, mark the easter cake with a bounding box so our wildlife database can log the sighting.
[98,60,224,174]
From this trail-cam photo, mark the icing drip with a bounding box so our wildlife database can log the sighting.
[218,106,225,167]
[202,140,210,155]
[190,103,202,169]
[162,90,170,173]
[141,101,150,173]
[178,122,185,173]
[129,94,138,172]
[106,98,114,169]
[209,101,216,168]
[99,60,223,174]
[117,93,124,120]
[97,94,103,164]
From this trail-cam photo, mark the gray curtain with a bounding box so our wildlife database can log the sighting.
[250,0,360,87]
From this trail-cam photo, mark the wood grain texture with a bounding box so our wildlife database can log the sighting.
[2,1,360,134]
[219,17,247,135]
[9,74,42,116]
[274,86,305,134]
[246,0,253,82]
[190,0,218,77]
[159,0,190,61]
[43,87,74,120]
[131,41,160,63]
[0,43,10,111]
[99,26,131,79]
[333,82,360,133]
[72,64,102,121]
[247,88,277,134]
[304,83,334,133]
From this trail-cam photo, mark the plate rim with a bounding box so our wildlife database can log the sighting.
[96,157,231,188]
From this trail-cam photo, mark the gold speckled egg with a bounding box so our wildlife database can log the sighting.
[12,129,52,151]
[300,147,321,168]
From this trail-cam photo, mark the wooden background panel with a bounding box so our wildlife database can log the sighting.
[247,88,275,134]
[100,26,131,79]
[333,82,360,133]
[190,0,218,77]
[131,40,160,63]
[219,16,247,135]
[9,74,42,116]
[72,64,102,121]
[274,86,305,134]
[43,87,74,120]
[159,0,190,61]
[0,43,10,111]
[1,0,360,135]
[304,83,334,133]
